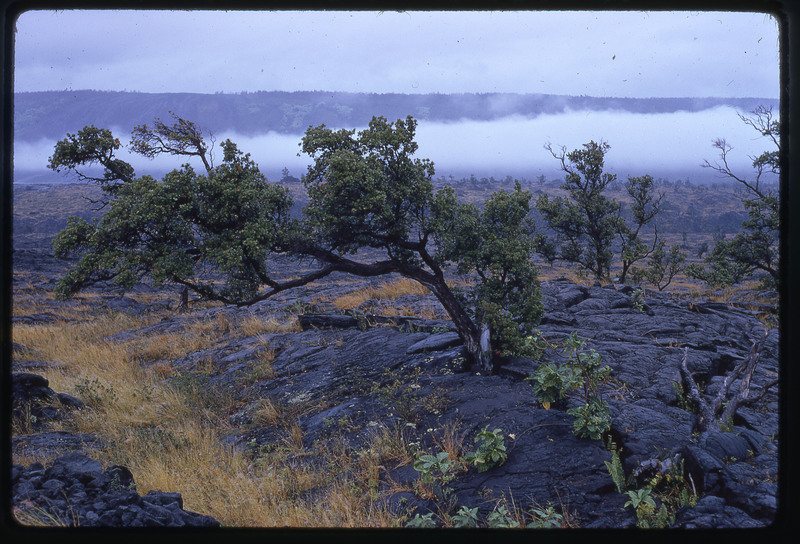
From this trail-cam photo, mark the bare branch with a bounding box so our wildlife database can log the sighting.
[681,328,774,433]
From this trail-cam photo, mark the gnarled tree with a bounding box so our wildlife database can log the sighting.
[50,114,543,374]
[687,105,780,288]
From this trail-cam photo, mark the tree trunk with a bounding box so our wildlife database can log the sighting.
[177,287,189,313]
[403,269,494,374]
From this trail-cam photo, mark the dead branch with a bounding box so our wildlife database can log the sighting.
[679,328,775,433]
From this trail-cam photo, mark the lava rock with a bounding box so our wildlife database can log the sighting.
[11,454,220,528]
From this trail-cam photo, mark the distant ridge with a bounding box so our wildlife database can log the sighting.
[13,90,779,142]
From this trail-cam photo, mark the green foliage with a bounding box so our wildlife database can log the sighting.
[525,361,568,405]
[672,381,697,413]
[691,106,780,289]
[300,116,435,257]
[464,426,508,472]
[645,242,686,291]
[568,397,611,441]
[617,174,664,284]
[630,288,646,313]
[485,505,520,528]
[405,512,436,528]
[527,333,612,440]
[624,488,661,528]
[604,443,628,494]
[537,141,663,283]
[412,451,456,501]
[51,133,295,303]
[50,113,543,374]
[73,377,118,409]
[527,505,565,528]
[607,449,698,529]
[410,501,566,529]
[48,125,133,191]
[433,182,544,358]
[451,506,480,528]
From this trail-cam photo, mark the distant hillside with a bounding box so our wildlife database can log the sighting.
[13,90,779,142]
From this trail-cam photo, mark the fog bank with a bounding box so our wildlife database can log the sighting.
[14,106,778,185]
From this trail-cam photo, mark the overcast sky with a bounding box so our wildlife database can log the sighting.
[13,9,780,98]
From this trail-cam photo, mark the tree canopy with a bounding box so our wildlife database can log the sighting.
[49,113,543,374]
[535,141,663,283]
[687,105,780,288]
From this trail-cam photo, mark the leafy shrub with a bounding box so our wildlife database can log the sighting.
[527,332,612,440]
[412,451,456,501]
[464,426,508,472]
[527,504,565,528]
[405,512,436,528]
[568,397,611,441]
[485,505,520,528]
[451,506,480,528]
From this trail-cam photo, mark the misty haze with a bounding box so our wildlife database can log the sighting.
[13,94,778,186]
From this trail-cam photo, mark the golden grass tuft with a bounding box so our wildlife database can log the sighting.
[239,314,302,336]
[329,278,428,310]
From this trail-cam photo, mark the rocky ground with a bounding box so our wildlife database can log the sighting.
[8,220,782,529]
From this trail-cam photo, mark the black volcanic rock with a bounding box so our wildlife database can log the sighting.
[10,270,780,528]
[11,454,220,527]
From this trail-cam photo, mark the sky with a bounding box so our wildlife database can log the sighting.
[11,9,782,182]
[13,9,780,98]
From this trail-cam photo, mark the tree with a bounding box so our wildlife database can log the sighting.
[616,174,663,284]
[536,141,661,283]
[643,242,686,291]
[50,114,543,374]
[536,141,619,280]
[687,106,780,288]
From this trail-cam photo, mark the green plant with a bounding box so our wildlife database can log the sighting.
[609,451,698,529]
[604,443,627,494]
[527,333,612,440]
[73,377,118,408]
[527,504,565,528]
[631,288,646,312]
[405,512,436,528]
[525,362,569,408]
[51,113,549,375]
[568,397,611,441]
[372,367,449,424]
[413,451,456,501]
[451,506,480,528]
[485,505,520,528]
[624,488,660,528]
[536,141,663,283]
[672,381,697,413]
[464,426,508,472]
[689,105,780,289]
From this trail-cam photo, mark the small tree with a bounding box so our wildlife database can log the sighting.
[536,141,619,280]
[644,242,686,291]
[49,114,543,374]
[687,105,780,288]
[536,141,661,283]
[616,174,664,284]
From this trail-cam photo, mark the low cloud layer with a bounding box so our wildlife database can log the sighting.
[15,107,778,185]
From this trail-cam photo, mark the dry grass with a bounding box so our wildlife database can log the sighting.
[11,299,411,527]
[328,278,428,310]
[239,313,302,336]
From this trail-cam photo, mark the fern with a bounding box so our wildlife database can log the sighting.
[604,444,627,494]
